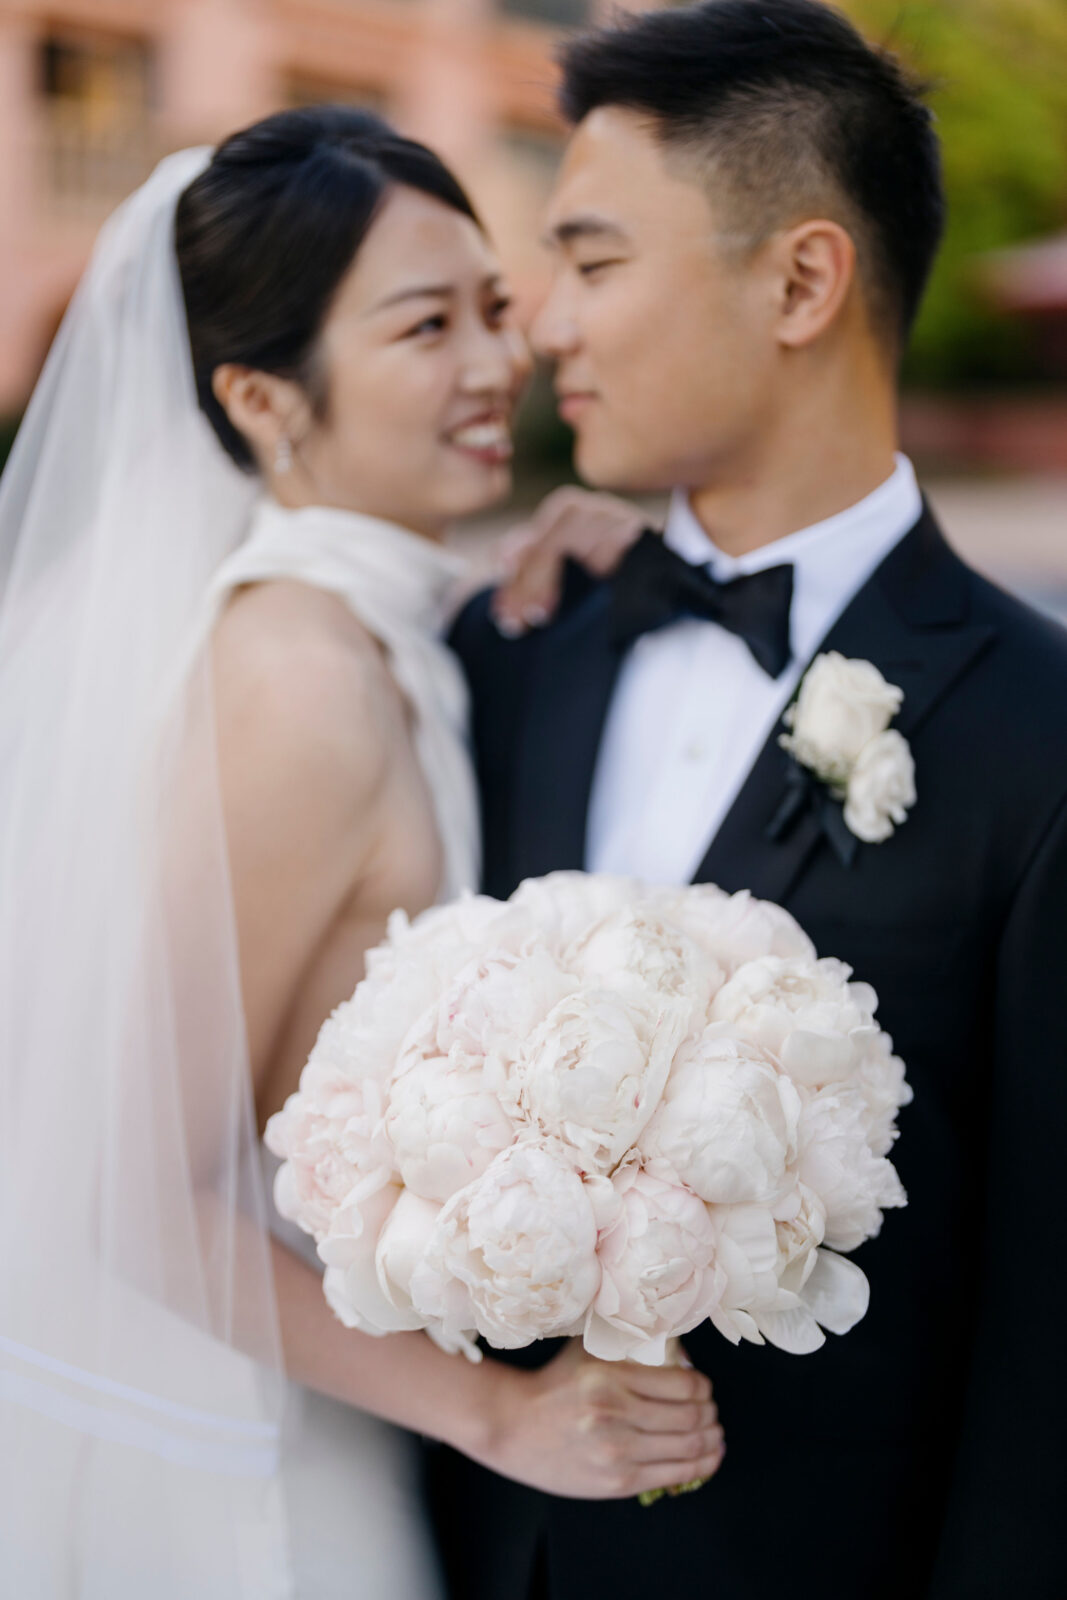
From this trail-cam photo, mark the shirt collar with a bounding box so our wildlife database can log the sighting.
[663,456,923,665]
[664,456,921,574]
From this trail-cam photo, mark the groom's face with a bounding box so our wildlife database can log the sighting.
[533,108,778,494]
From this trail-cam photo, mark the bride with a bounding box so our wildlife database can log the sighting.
[0,108,721,1598]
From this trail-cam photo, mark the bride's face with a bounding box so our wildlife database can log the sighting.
[284,185,531,536]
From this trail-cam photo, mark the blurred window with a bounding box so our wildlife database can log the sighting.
[286,75,387,114]
[498,1,591,25]
[38,31,158,218]
[503,126,562,182]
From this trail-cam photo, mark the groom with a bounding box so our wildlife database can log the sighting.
[431,3,1067,1597]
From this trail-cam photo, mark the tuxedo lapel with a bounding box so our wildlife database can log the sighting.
[511,568,624,884]
[694,507,998,900]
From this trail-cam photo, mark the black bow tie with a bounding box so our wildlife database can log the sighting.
[608,529,794,679]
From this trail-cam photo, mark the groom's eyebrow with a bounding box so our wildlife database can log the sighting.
[544,215,630,250]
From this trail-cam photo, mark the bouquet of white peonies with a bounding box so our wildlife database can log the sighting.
[266,873,910,1367]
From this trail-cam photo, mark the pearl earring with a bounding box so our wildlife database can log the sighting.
[274,436,293,474]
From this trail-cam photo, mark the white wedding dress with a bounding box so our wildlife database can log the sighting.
[0,150,476,1598]
[200,497,481,1600]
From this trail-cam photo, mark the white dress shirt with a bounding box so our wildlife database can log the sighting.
[585,455,924,884]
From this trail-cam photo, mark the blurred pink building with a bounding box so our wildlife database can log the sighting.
[898,235,1067,477]
[0,1,653,412]
[983,232,1067,373]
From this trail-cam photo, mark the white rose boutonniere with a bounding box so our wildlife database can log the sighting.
[781,654,902,784]
[779,652,916,849]
[843,729,916,843]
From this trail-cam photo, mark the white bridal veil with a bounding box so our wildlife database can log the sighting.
[0,152,295,1594]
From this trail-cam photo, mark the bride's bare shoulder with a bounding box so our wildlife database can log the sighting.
[210,578,398,802]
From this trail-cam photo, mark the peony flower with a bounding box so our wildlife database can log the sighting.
[349,893,509,1062]
[709,955,879,1088]
[410,1141,617,1350]
[517,984,690,1173]
[772,1180,826,1285]
[652,884,816,978]
[374,1188,442,1317]
[797,1086,907,1252]
[844,729,917,844]
[640,1033,800,1205]
[739,1181,828,1352]
[853,1028,913,1157]
[385,1053,516,1203]
[781,652,903,786]
[751,1248,871,1356]
[384,892,511,964]
[425,946,578,1110]
[565,904,722,1021]
[300,997,396,1086]
[265,1057,394,1242]
[707,1193,868,1355]
[505,871,639,949]
[707,1203,783,1346]
[585,1164,725,1365]
[319,1181,425,1336]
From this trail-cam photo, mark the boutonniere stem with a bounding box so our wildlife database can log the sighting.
[766,760,859,867]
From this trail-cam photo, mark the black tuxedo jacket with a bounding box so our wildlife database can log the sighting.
[428,508,1067,1600]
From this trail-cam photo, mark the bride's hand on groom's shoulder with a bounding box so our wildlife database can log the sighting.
[491,488,644,638]
[472,1339,725,1501]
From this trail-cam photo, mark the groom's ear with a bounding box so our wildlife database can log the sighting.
[772,219,857,351]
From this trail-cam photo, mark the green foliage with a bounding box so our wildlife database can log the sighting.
[844,0,1067,386]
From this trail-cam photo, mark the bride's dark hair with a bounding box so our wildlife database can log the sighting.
[175,106,482,471]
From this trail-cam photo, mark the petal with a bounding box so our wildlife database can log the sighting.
[800,1249,870,1334]
[426,1322,482,1363]
[753,1306,826,1355]
[322,1262,423,1335]
[583,1312,638,1363]
[709,1304,764,1347]
[375,1190,440,1309]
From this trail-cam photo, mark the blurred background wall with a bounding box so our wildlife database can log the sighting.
[0,0,1064,610]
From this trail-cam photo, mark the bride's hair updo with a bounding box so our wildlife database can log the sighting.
[175,106,481,471]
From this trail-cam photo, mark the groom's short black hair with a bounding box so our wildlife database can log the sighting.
[559,0,946,351]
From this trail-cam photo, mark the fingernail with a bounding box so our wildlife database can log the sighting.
[493,612,525,639]
[522,603,550,628]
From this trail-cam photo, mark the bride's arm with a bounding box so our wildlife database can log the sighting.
[210,587,724,1501]
[270,1242,724,1501]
